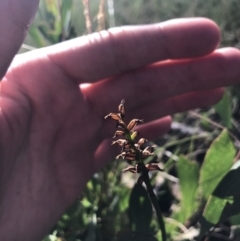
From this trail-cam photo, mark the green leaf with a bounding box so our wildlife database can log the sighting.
[213,160,240,197]
[199,129,235,199]
[176,156,199,222]
[28,26,50,47]
[203,195,229,224]
[81,197,92,208]
[214,91,232,128]
[199,161,240,238]
[212,160,240,220]
[230,212,240,237]
[61,0,73,35]
[128,184,152,233]
[118,186,131,213]
[45,0,59,18]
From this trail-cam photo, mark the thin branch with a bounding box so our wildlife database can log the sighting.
[189,111,240,145]
[20,44,36,51]
[56,0,65,40]
[97,0,105,31]
[82,0,92,34]
[232,224,240,230]
[107,0,115,27]
[165,217,188,233]
[164,133,209,149]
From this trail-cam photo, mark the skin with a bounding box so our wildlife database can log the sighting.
[1,0,240,240]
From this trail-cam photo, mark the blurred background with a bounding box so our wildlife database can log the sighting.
[23,0,240,49]
[21,1,240,241]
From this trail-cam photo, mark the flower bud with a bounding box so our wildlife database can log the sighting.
[118,99,125,118]
[143,146,155,153]
[112,139,127,146]
[145,163,164,172]
[104,113,122,121]
[130,131,139,140]
[113,130,125,138]
[138,138,148,146]
[116,152,126,160]
[127,119,144,130]
[122,165,137,173]
[117,120,127,129]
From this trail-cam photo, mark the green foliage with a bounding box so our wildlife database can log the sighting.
[199,129,235,199]
[176,156,199,223]
[214,91,232,129]
[129,184,153,233]
[200,161,240,239]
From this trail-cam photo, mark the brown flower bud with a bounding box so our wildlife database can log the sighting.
[134,144,140,150]
[138,138,148,146]
[104,113,122,121]
[125,150,137,157]
[112,139,127,146]
[145,163,164,172]
[113,130,125,138]
[143,146,155,153]
[124,143,131,149]
[122,165,137,173]
[141,149,154,158]
[118,99,125,117]
[141,153,154,159]
[127,119,144,130]
[125,156,136,161]
[116,152,126,160]
[117,120,127,129]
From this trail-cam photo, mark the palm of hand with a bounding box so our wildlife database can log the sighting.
[0,53,102,221]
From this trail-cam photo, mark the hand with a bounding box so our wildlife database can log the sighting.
[1,1,240,240]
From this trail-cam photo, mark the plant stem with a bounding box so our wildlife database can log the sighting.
[139,169,167,241]
[82,0,92,34]
[97,0,105,31]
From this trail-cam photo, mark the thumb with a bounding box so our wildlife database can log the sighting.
[0,0,39,79]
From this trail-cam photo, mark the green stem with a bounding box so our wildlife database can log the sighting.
[125,124,166,240]
[140,170,166,241]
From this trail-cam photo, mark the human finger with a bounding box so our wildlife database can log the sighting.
[0,0,39,79]
[93,116,171,172]
[129,88,224,122]
[46,18,220,82]
[83,48,240,115]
